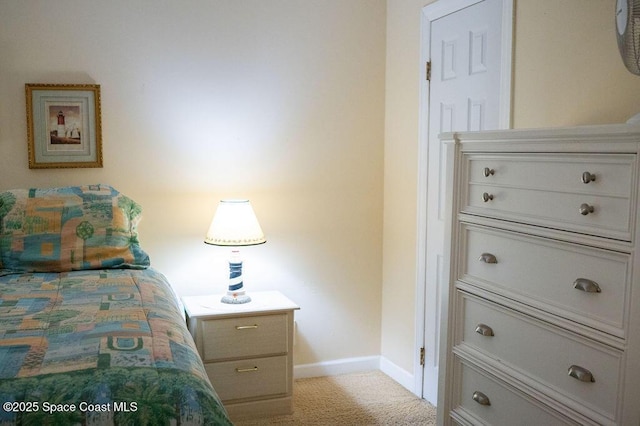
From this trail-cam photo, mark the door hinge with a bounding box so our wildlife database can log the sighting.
[420,347,426,366]
[426,61,432,81]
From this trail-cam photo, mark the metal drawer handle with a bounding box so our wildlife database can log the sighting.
[574,278,601,293]
[472,391,491,406]
[479,253,498,264]
[236,366,259,373]
[475,323,494,337]
[568,365,595,383]
[483,167,495,177]
[236,324,259,330]
[579,203,595,215]
[482,192,494,202]
[581,171,596,184]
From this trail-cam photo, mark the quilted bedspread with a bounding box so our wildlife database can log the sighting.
[0,268,232,425]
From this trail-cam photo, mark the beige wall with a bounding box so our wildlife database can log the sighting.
[0,0,386,368]
[2,0,639,388]
[382,0,640,378]
[513,0,640,127]
[382,0,433,378]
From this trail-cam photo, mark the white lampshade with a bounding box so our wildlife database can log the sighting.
[204,200,266,246]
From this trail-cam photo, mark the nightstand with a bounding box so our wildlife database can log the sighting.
[182,291,300,421]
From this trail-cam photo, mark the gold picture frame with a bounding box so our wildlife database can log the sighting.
[26,83,103,169]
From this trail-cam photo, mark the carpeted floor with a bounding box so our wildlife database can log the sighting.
[233,370,437,425]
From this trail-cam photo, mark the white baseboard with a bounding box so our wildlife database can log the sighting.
[293,356,417,396]
[293,356,380,379]
[379,356,418,396]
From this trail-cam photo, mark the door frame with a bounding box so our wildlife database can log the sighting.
[414,0,514,402]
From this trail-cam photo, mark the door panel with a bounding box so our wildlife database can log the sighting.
[421,0,511,404]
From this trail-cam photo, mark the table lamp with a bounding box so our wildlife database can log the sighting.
[204,199,266,304]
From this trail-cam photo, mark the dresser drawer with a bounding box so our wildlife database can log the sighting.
[205,355,289,401]
[201,314,288,361]
[457,291,623,422]
[452,358,580,426]
[463,153,636,241]
[460,223,631,337]
[467,153,635,196]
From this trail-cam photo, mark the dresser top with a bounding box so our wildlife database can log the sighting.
[182,291,299,319]
[440,123,640,153]
[441,122,640,140]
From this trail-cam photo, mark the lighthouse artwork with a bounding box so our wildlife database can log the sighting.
[26,83,102,168]
[49,105,82,144]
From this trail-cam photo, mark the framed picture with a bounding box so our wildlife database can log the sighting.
[25,84,102,168]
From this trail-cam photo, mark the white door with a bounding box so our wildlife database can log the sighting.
[418,0,512,403]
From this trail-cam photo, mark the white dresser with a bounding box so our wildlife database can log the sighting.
[437,124,640,425]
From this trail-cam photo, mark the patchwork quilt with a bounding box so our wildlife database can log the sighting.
[0,268,232,426]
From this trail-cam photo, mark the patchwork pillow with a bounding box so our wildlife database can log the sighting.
[0,184,150,275]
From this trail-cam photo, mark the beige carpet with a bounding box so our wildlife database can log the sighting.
[233,370,437,425]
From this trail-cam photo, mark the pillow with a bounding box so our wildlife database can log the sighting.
[0,184,150,275]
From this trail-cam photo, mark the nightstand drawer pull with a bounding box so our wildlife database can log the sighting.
[236,366,259,373]
[472,391,491,406]
[568,365,595,383]
[483,167,495,177]
[573,278,601,293]
[235,324,259,330]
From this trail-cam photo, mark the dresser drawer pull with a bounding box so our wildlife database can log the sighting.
[236,366,259,373]
[482,192,494,202]
[472,391,491,406]
[478,253,498,264]
[581,171,596,184]
[483,167,495,177]
[579,203,595,215]
[475,323,495,337]
[235,324,259,330]
[568,365,595,383]
[573,278,601,293]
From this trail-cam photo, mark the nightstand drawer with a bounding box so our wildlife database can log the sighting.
[201,313,288,361]
[205,355,289,401]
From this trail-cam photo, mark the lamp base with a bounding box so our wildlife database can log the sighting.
[221,293,252,304]
[221,250,251,304]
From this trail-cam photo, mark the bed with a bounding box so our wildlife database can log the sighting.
[0,184,233,425]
